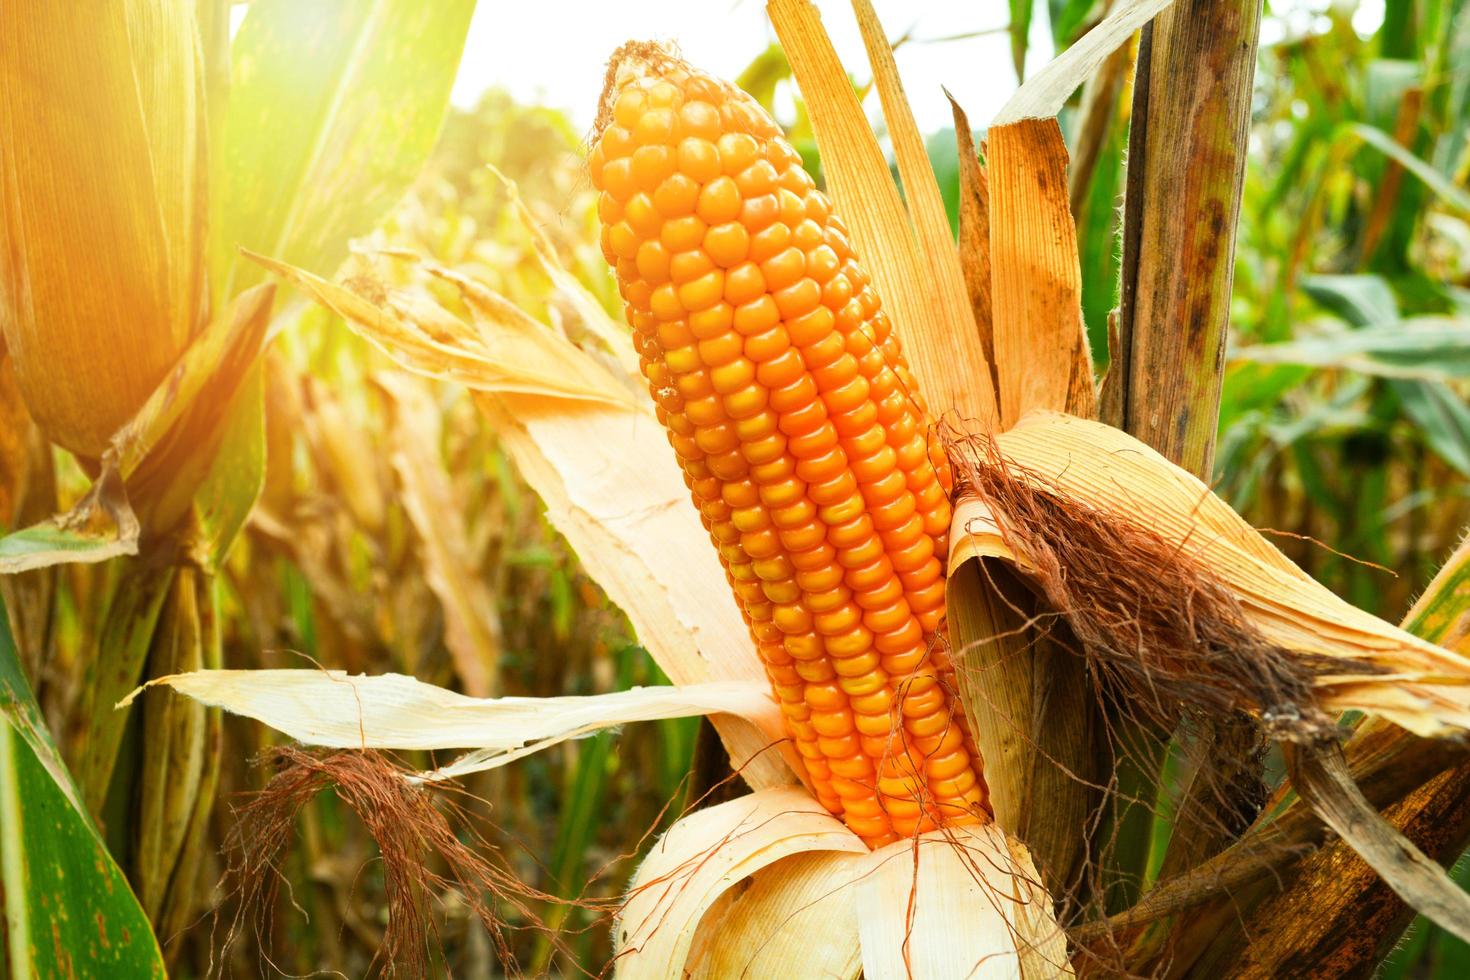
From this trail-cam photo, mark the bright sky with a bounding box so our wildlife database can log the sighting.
[449,1,1054,134]
[449,0,1388,136]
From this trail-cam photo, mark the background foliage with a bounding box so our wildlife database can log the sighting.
[3,0,1469,976]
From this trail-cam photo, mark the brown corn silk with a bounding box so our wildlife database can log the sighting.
[590,45,986,847]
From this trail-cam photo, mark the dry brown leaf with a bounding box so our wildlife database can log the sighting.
[988,118,1095,425]
[949,95,997,381]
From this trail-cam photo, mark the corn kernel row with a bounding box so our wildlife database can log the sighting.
[592,53,987,846]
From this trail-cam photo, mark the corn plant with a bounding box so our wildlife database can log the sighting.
[6,0,1470,977]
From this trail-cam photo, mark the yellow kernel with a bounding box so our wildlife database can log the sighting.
[710,357,756,394]
[764,580,802,604]
[761,246,805,291]
[684,395,723,426]
[678,137,722,182]
[679,100,721,140]
[625,193,660,236]
[670,250,715,285]
[646,79,681,108]
[688,302,734,339]
[774,278,820,319]
[733,295,780,335]
[613,89,649,129]
[807,243,841,282]
[698,332,744,367]
[740,193,780,231]
[650,283,682,321]
[777,187,806,224]
[695,423,739,455]
[656,321,693,349]
[734,409,777,440]
[749,221,791,263]
[736,158,779,196]
[723,385,767,420]
[742,433,787,465]
[653,172,699,216]
[632,144,675,191]
[792,218,824,251]
[664,344,701,374]
[744,325,790,362]
[635,241,671,283]
[607,221,639,261]
[775,605,814,634]
[696,176,742,224]
[634,107,676,145]
[812,709,855,738]
[787,306,835,347]
[730,505,768,533]
[718,132,759,174]
[704,222,751,267]
[724,263,766,305]
[601,157,636,201]
[661,215,707,252]
[679,270,725,312]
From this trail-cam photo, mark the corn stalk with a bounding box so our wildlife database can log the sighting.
[1108,0,1265,899]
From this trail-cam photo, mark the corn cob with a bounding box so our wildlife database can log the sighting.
[591,47,987,847]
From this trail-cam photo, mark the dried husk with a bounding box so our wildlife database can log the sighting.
[247,251,795,790]
[622,793,1070,979]
[0,0,207,457]
[125,669,782,781]
[766,0,997,425]
[950,411,1470,739]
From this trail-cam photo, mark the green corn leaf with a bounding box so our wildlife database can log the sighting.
[1234,319,1470,381]
[0,601,165,978]
[213,0,477,299]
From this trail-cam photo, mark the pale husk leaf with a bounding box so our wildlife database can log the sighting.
[614,788,867,979]
[493,170,641,377]
[995,0,1176,125]
[856,823,1073,979]
[0,0,206,456]
[126,670,780,779]
[688,850,865,979]
[766,0,997,425]
[249,252,793,789]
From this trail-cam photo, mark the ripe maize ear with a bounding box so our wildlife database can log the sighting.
[0,0,206,457]
[591,47,987,847]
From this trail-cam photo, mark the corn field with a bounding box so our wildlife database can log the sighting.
[3,0,1470,977]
